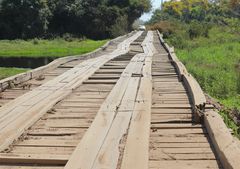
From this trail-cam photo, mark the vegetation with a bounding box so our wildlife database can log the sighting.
[0,0,151,40]
[175,27,240,106]
[0,39,107,58]
[0,67,28,80]
[219,110,240,139]
[147,0,240,136]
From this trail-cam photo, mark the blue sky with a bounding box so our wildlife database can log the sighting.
[140,0,162,21]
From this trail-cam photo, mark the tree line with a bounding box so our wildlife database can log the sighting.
[0,0,151,40]
[149,0,240,26]
[147,0,240,41]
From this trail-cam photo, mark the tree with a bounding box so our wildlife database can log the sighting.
[0,0,52,39]
[0,0,151,39]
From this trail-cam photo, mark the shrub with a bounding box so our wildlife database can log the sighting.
[32,38,39,45]
[62,33,75,42]
[188,21,210,39]
[110,15,128,38]
[147,21,175,38]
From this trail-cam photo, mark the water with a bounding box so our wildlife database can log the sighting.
[0,57,55,68]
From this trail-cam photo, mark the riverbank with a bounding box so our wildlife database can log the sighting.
[0,39,107,58]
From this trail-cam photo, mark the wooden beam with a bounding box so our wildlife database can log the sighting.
[0,153,68,165]
[204,110,240,169]
[120,31,154,169]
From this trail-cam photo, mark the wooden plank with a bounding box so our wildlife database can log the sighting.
[151,123,202,129]
[120,31,154,169]
[11,147,74,155]
[15,139,78,147]
[92,77,140,169]
[91,111,132,169]
[151,108,192,114]
[149,160,221,169]
[0,166,63,169]
[93,33,154,169]
[204,110,240,169]
[151,147,214,154]
[151,128,206,136]
[149,136,209,143]
[149,151,216,160]
[0,153,68,165]
[151,142,211,148]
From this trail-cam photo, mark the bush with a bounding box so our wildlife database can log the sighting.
[110,15,128,38]
[167,34,189,49]
[188,21,210,39]
[32,38,39,45]
[147,21,175,38]
[62,33,76,42]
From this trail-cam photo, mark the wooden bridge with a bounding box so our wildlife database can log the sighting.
[0,31,239,169]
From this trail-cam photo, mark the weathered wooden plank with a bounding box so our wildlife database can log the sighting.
[149,151,216,160]
[204,110,240,169]
[151,142,211,148]
[120,32,154,169]
[149,136,209,143]
[11,147,74,155]
[149,160,221,169]
[0,166,63,169]
[15,139,78,147]
[0,153,68,165]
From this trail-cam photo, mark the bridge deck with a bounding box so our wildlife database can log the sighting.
[0,31,234,169]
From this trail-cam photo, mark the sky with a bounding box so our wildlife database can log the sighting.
[140,0,162,21]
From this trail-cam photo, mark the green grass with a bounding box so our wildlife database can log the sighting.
[166,26,240,137]
[0,39,108,58]
[174,27,240,109]
[219,110,240,139]
[0,67,28,80]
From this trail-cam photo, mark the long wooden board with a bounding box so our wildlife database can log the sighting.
[120,32,155,169]
[64,32,153,169]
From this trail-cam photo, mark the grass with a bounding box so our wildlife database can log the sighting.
[174,27,240,109]
[166,26,240,137]
[0,39,108,58]
[0,67,28,80]
[219,110,240,139]
[0,38,108,80]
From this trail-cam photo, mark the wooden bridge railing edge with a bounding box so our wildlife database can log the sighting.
[156,30,206,122]
[204,110,240,169]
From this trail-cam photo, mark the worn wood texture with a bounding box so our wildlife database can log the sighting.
[120,32,155,169]
[0,32,142,152]
[204,110,240,169]
[64,31,151,169]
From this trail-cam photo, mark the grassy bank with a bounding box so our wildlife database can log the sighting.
[0,39,107,58]
[0,67,28,80]
[166,26,240,137]
[173,27,240,110]
[0,38,108,80]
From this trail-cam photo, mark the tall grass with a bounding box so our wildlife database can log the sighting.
[172,27,240,110]
[167,25,240,137]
